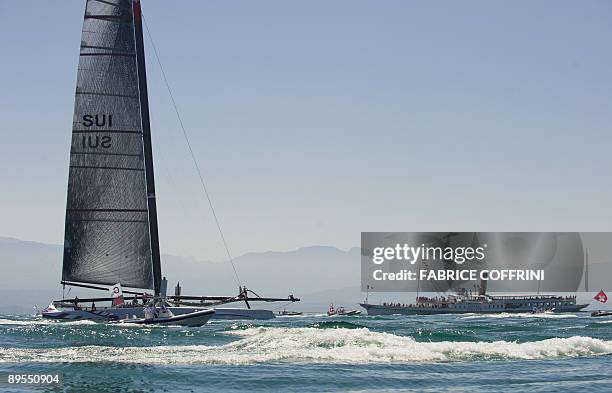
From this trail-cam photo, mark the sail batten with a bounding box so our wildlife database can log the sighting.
[62,0,157,290]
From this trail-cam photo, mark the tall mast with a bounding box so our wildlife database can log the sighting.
[133,0,162,296]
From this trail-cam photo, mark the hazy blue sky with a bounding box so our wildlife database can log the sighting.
[1,1,611,261]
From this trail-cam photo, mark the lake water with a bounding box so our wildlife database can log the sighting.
[1,312,611,392]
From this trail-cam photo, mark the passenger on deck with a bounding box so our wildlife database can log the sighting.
[144,305,156,321]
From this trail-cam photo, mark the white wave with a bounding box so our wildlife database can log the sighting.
[1,327,611,365]
[54,319,99,326]
[0,318,41,326]
[0,317,102,327]
[462,312,578,320]
[557,325,588,330]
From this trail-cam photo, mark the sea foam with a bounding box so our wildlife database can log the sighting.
[0,318,97,326]
[0,327,611,365]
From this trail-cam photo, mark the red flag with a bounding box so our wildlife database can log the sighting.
[110,283,124,306]
[112,296,124,306]
[594,290,608,303]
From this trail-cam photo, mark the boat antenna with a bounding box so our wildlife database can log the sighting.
[415,255,422,301]
[141,14,242,288]
[584,248,589,292]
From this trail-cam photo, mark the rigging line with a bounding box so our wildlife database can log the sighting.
[141,14,242,288]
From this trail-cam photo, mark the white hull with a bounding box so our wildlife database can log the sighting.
[327,310,361,316]
[42,306,275,322]
[119,309,215,327]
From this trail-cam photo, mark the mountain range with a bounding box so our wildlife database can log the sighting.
[0,236,362,314]
[1,236,608,314]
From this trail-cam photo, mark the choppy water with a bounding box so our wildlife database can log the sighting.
[1,312,611,392]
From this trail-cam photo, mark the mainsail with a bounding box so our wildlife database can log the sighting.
[62,0,161,293]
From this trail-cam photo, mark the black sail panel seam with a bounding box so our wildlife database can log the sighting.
[72,129,142,134]
[75,91,139,99]
[66,219,149,223]
[69,165,144,171]
[81,45,128,51]
[67,209,147,212]
[70,152,143,157]
[80,52,136,57]
[89,0,128,8]
[84,15,131,23]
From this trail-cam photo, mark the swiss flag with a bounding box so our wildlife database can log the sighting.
[594,290,608,303]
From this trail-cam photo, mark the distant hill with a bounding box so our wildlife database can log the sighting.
[0,237,361,314]
[1,236,609,314]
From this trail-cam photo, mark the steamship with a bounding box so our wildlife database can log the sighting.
[360,280,587,315]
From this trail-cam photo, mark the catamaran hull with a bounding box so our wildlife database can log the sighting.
[360,303,589,316]
[211,308,275,320]
[42,307,211,323]
[42,306,275,322]
[118,309,215,327]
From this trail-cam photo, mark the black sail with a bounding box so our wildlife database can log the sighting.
[62,0,160,291]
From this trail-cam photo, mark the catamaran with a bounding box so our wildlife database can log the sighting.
[42,0,298,323]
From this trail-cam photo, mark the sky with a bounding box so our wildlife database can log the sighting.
[1,1,612,262]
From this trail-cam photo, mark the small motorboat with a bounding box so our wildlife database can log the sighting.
[327,304,361,316]
[277,309,303,316]
[591,310,612,317]
[530,307,554,314]
[118,305,215,327]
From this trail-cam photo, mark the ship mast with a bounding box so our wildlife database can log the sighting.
[133,0,162,296]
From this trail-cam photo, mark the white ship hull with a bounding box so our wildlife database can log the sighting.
[361,295,588,316]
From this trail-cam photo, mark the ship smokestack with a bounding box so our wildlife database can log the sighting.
[471,233,487,296]
[479,272,488,296]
